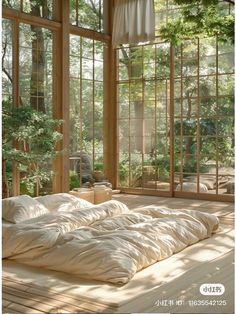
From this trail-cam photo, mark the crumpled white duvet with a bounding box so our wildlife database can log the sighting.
[2,200,219,284]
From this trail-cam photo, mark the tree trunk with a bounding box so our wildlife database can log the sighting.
[129,48,144,152]
[29,1,47,195]
[30,2,46,113]
[122,48,144,152]
[185,92,193,164]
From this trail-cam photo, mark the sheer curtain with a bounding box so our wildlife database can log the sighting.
[112,0,155,47]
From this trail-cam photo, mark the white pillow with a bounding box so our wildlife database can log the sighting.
[2,195,49,223]
[35,193,93,212]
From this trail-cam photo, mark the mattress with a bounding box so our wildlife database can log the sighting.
[3,224,234,313]
[3,204,219,284]
[2,197,234,313]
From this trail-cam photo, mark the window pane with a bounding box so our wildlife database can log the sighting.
[117,41,171,191]
[3,0,54,19]
[70,0,104,32]
[174,38,234,196]
[2,19,13,102]
[2,19,14,197]
[17,24,54,196]
[69,35,104,186]
[23,0,53,19]
[2,0,20,9]
[19,24,53,114]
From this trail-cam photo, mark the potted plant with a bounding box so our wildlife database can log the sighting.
[93,162,104,181]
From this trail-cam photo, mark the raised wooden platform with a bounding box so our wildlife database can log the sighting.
[2,194,234,314]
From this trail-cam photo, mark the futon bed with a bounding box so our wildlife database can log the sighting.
[2,193,219,285]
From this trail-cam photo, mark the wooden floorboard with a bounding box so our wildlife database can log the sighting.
[2,194,234,314]
[2,276,114,313]
[2,276,116,314]
[3,300,44,314]
[3,276,114,311]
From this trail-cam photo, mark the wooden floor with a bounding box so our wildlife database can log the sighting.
[2,276,115,313]
[113,193,234,226]
[113,193,234,213]
[2,194,234,314]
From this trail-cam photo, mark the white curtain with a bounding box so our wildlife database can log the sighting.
[112,0,155,47]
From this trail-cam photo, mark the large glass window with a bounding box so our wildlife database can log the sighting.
[2,18,54,196]
[18,24,54,195]
[2,1,107,197]
[2,1,234,201]
[117,2,234,199]
[69,35,104,188]
[117,41,171,192]
[174,38,234,196]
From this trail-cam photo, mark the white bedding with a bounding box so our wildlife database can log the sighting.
[2,219,14,236]
[2,200,219,284]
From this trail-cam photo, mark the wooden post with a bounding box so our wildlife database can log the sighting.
[103,0,117,188]
[53,0,70,193]
[12,19,20,196]
[169,44,175,197]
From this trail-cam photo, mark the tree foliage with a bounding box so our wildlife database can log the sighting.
[70,0,103,31]
[160,0,234,44]
[2,101,63,196]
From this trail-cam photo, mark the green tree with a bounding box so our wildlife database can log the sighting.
[160,0,234,44]
[2,101,63,197]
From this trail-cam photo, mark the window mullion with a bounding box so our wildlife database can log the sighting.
[12,19,20,196]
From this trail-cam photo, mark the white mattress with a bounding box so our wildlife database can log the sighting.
[3,223,234,313]
[2,204,220,284]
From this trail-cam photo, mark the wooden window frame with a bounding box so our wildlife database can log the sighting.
[116,40,173,198]
[116,40,234,202]
[3,1,233,202]
[2,0,115,195]
[2,5,63,195]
